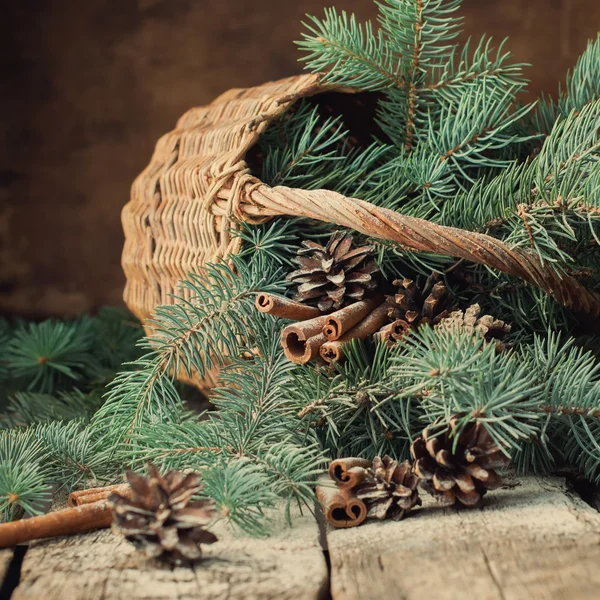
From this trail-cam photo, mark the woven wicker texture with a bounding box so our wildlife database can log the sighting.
[122,73,600,389]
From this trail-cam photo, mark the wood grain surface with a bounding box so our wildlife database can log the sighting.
[325,475,600,600]
[10,508,327,600]
[4,475,600,599]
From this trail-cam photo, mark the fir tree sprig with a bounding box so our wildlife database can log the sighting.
[0,429,52,521]
[2,0,600,534]
[533,34,600,135]
[6,319,96,394]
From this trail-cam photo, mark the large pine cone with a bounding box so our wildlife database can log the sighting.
[108,464,217,564]
[390,276,451,328]
[287,231,379,312]
[410,416,510,507]
[354,456,421,520]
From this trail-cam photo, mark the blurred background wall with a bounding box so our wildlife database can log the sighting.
[1,0,598,317]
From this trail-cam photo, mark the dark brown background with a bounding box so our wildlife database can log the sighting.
[2,0,598,317]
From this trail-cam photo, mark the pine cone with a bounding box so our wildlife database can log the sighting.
[390,275,451,328]
[108,464,217,564]
[287,231,379,313]
[435,304,511,350]
[354,456,421,520]
[410,416,510,507]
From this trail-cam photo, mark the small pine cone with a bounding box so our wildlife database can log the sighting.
[410,416,510,507]
[390,275,451,328]
[435,304,511,350]
[354,456,421,520]
[287,231,379,313]
[108,464,217,564]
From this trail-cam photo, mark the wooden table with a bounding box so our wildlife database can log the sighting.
[3,476,600,600]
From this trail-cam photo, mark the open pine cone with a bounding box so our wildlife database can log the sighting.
[435,304,511,349]
[287,231,379,312]
[354,456,421,520]
[390,276,451,328]
[411,416,510,507]
[108,464,217,564]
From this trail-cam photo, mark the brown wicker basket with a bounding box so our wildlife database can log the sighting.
[122,73,600,389]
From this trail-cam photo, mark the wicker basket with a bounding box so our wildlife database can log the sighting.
[122,73,600,389]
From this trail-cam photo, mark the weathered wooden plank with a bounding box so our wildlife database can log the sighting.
[326,475,600,600]
[12,507,328,600]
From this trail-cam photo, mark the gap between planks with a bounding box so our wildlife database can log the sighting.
[325,475,600,600]
[0,548,16,588]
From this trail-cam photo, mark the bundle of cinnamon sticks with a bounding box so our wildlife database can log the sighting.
[315,458,372,528]
[256,293,409,364]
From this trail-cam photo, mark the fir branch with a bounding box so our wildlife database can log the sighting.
[519,333,600,481]
[200,460,276,537]
[378,0,462,70]
[0,429,51,521]
[33,420,113,490]
[90,306,144,377]
[386,327,542,452]
[6,319,96,394]
[428,83,534,177]
[121,318,326,535]
[378,0,463,149]
[93,257,284,455]
[298,9,402,90]
[425,36,528,102]
[1,389,103,428]
[533,34,600,134]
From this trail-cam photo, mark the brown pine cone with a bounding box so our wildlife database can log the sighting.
[354,456,421,520]
[435,304,511,350]
[390,275,451,328]
[410,416,510,507]
[287,231,379,312]
[108,464,217,564]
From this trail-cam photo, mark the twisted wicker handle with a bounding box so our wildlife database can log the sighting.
[246,184,600,317]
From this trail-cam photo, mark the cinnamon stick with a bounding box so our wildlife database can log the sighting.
[373,319,411,347]
[322,296,382,341]
[316,477,367,529]
[328,458,372,488]
[320,302,390,363]
[68,484,131,507]
[0,501,113,548]
[281,313,330,364]
[255,293,322,320]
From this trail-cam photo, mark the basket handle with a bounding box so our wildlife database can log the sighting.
[246,184,600,318]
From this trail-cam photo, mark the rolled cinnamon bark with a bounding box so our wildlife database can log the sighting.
[373,319,412,347]
[328,458,372,488]
[322,296,382,341]
[255,293,322,320]
[320,302,391,363]
[281,314,330,364]
[0,501,113,548]
[68,484,131,507]
[316,478,367,529]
